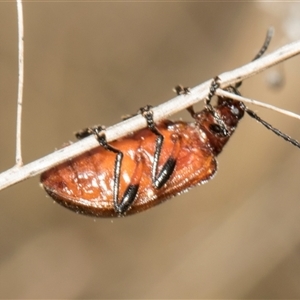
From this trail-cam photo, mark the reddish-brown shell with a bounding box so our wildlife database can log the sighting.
[41,97,245,217]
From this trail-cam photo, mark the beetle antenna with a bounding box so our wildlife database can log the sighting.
[245,108,300,148]
[251,27,274,62]
[235,27,274,89]
[228,80,300,148]
[205,29,275,137]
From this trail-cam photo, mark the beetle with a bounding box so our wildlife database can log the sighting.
[41,94,245,217]
[40,29,300,217]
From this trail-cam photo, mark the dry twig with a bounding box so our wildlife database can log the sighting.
[0,39,300,191]
[15,0,24,167]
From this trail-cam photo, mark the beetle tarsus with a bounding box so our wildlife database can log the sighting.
[173,85,190,96]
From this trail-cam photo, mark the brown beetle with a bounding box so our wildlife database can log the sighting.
[41,95,245,217]
[40,29,300,217]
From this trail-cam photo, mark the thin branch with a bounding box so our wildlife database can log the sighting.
[1,39,300,191]
[15,0,24,167]
[216,90,300,121]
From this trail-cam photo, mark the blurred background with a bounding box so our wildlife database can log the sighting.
[0,2,300,298]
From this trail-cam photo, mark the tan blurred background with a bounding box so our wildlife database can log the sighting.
[0,2,300,298]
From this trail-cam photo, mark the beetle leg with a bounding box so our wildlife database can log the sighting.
[75,125,105,140]
[121,113,135,121]
[173,85,196,118]
[205,76,220,107]
[173,85,190,96]
[204,77,229,137]
[139,105,180,189]
[76,125,143,215]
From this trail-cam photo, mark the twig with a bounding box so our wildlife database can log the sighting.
[216,90,300,121]
[0,39,300,191]
[15,0,24,167]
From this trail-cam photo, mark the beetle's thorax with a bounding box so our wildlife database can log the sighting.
[194,97,245,155]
